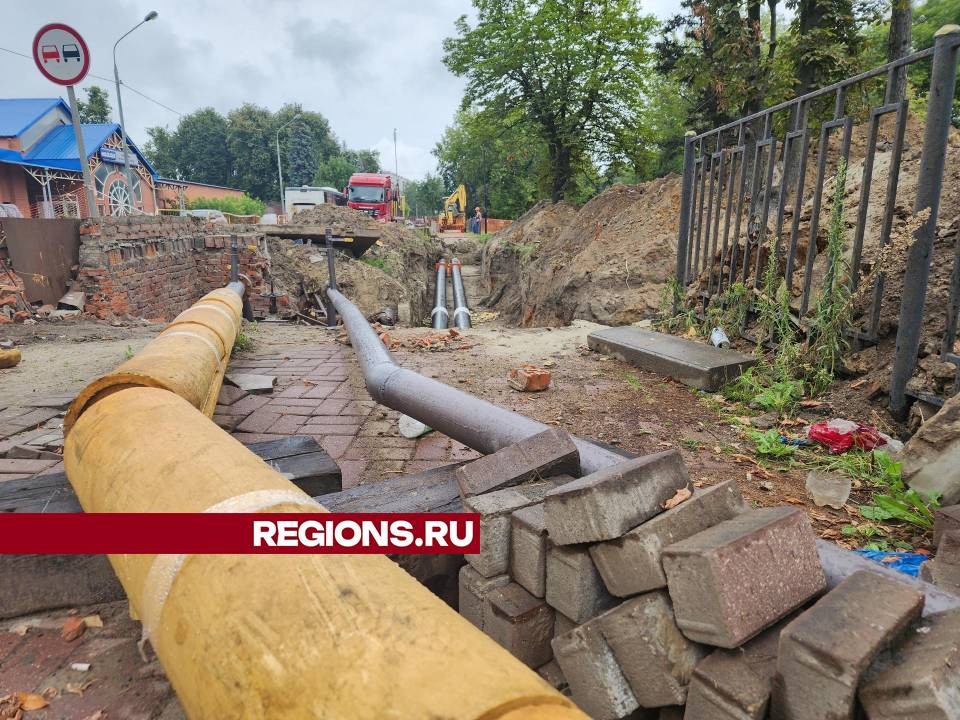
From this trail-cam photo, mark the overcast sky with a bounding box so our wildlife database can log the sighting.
[3,0,680,180]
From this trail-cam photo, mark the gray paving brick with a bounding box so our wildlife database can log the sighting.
[537,659,569,694]
[511,503,548,597]
[552,619,639,720]
[598,591,706,708]
[457,564,509,630]
[463,481,558,577]
[934,504,960,548]
[661,506,826,648]
[859,608,960,719]
[455,427,579,497]
[547,544,617,623]
[590,480,748,597]
[684,618,787,720]
[545,450,690,545]
[771,571,924,720]
[484,582,555,668]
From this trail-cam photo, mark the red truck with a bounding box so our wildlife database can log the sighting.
[346,173,398,222]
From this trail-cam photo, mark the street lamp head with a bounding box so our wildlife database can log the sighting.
[144,10,158,21]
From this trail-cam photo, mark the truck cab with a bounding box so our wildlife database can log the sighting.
[346,173,396,222]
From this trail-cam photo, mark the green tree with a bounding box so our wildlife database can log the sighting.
[443,0,657,201]
[226,104,277,201]
[315,153,357,189]
[152,107,233,187]
[286,119,316,187]
[656,0,780,128]
[77,85,112,123]
[187,194,266,216]
[434,108,548,218]
[403,174,447,216]
[142,126,178,177]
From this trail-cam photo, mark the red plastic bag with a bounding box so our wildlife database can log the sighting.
[807,418,885,454]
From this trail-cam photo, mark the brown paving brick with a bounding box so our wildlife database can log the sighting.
[337,460,367,489]
[451,443,482,462]
[302,383,341,399]
[351,436,416,449]
[217,385,247,406]
[403,459,451,474]
[318,435,353,459]
[357,421,396,436]
[0,632,25,664]
[216,395,270,416]
[414,435,452,460]
[367,460,406,478]
[213,414,243,432]
[275,385,310,399]
[269,397,323,408]
[236,410,282,434]
[369,447,415,461]
[265,402,320,416]
[0,629,79,692]
[302,423,360,437]
[267,415,307,435]
[315,399,349,416]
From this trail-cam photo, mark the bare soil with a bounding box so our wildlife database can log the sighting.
[0,319,159,407]
[268,205,443,324]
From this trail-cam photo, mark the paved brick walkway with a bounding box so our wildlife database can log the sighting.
[216,339,480,487]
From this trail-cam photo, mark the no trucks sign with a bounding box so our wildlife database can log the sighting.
[32,23,90,86]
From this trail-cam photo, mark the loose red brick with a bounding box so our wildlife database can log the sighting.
[508,364,552,392]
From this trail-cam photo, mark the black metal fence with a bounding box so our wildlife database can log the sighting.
[674,25,960,417]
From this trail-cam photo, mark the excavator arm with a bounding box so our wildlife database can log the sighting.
[438,184,467,232]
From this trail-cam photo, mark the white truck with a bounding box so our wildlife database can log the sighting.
[283,186,345,217]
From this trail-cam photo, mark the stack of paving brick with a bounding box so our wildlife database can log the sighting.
[456,428,960,719]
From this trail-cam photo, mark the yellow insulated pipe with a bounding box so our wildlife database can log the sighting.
[63,287,584,719]
[65,388,584,719]
[64,287,243,432]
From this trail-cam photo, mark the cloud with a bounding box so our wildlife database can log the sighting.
[1,0,475,179]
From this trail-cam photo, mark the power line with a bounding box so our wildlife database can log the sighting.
[0,45,182,116]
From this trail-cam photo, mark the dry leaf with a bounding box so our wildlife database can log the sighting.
[16,693,48,711]
[82,615,103,629]
[61,616,85,642]
[850,379,867,389]
[799,400,824,408]
[65,680,94,696]
[82,712,105,720]
[662,487,693,510]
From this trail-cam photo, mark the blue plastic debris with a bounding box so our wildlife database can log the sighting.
[853,549,927,578]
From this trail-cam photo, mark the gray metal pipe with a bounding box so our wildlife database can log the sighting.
[327,285,956,611]
[450,258,472,329]
[327,287,625,474]
[431,261,449,330]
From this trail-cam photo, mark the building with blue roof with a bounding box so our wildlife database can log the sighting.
[0,97,184,218]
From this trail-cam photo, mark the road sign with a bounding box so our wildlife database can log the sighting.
[32,23,90,86]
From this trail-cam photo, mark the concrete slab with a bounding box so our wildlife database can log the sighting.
[587,326,757,391]
[225,372,278,394]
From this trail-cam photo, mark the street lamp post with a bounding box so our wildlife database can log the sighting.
[276,113,300,217]
[113,10,158,212]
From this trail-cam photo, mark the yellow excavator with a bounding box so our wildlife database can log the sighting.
[438,184,467,232]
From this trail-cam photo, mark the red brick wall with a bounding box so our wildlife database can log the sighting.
[0,165,31,217]
[76,216,284,322]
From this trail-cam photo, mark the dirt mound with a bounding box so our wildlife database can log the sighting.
[481,180,682,326]
[269,207,443,324]
[287,204,378,236]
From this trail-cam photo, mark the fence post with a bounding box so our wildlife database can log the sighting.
[889,25,960,418]
[674,131,697,309]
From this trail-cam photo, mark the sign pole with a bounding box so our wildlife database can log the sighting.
[66,84,99,219]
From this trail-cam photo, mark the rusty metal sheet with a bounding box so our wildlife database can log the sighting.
[0,218,80,305]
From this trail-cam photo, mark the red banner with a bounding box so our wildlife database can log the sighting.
[0,513,479,554]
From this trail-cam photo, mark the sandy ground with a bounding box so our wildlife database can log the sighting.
[0,320,159,407]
